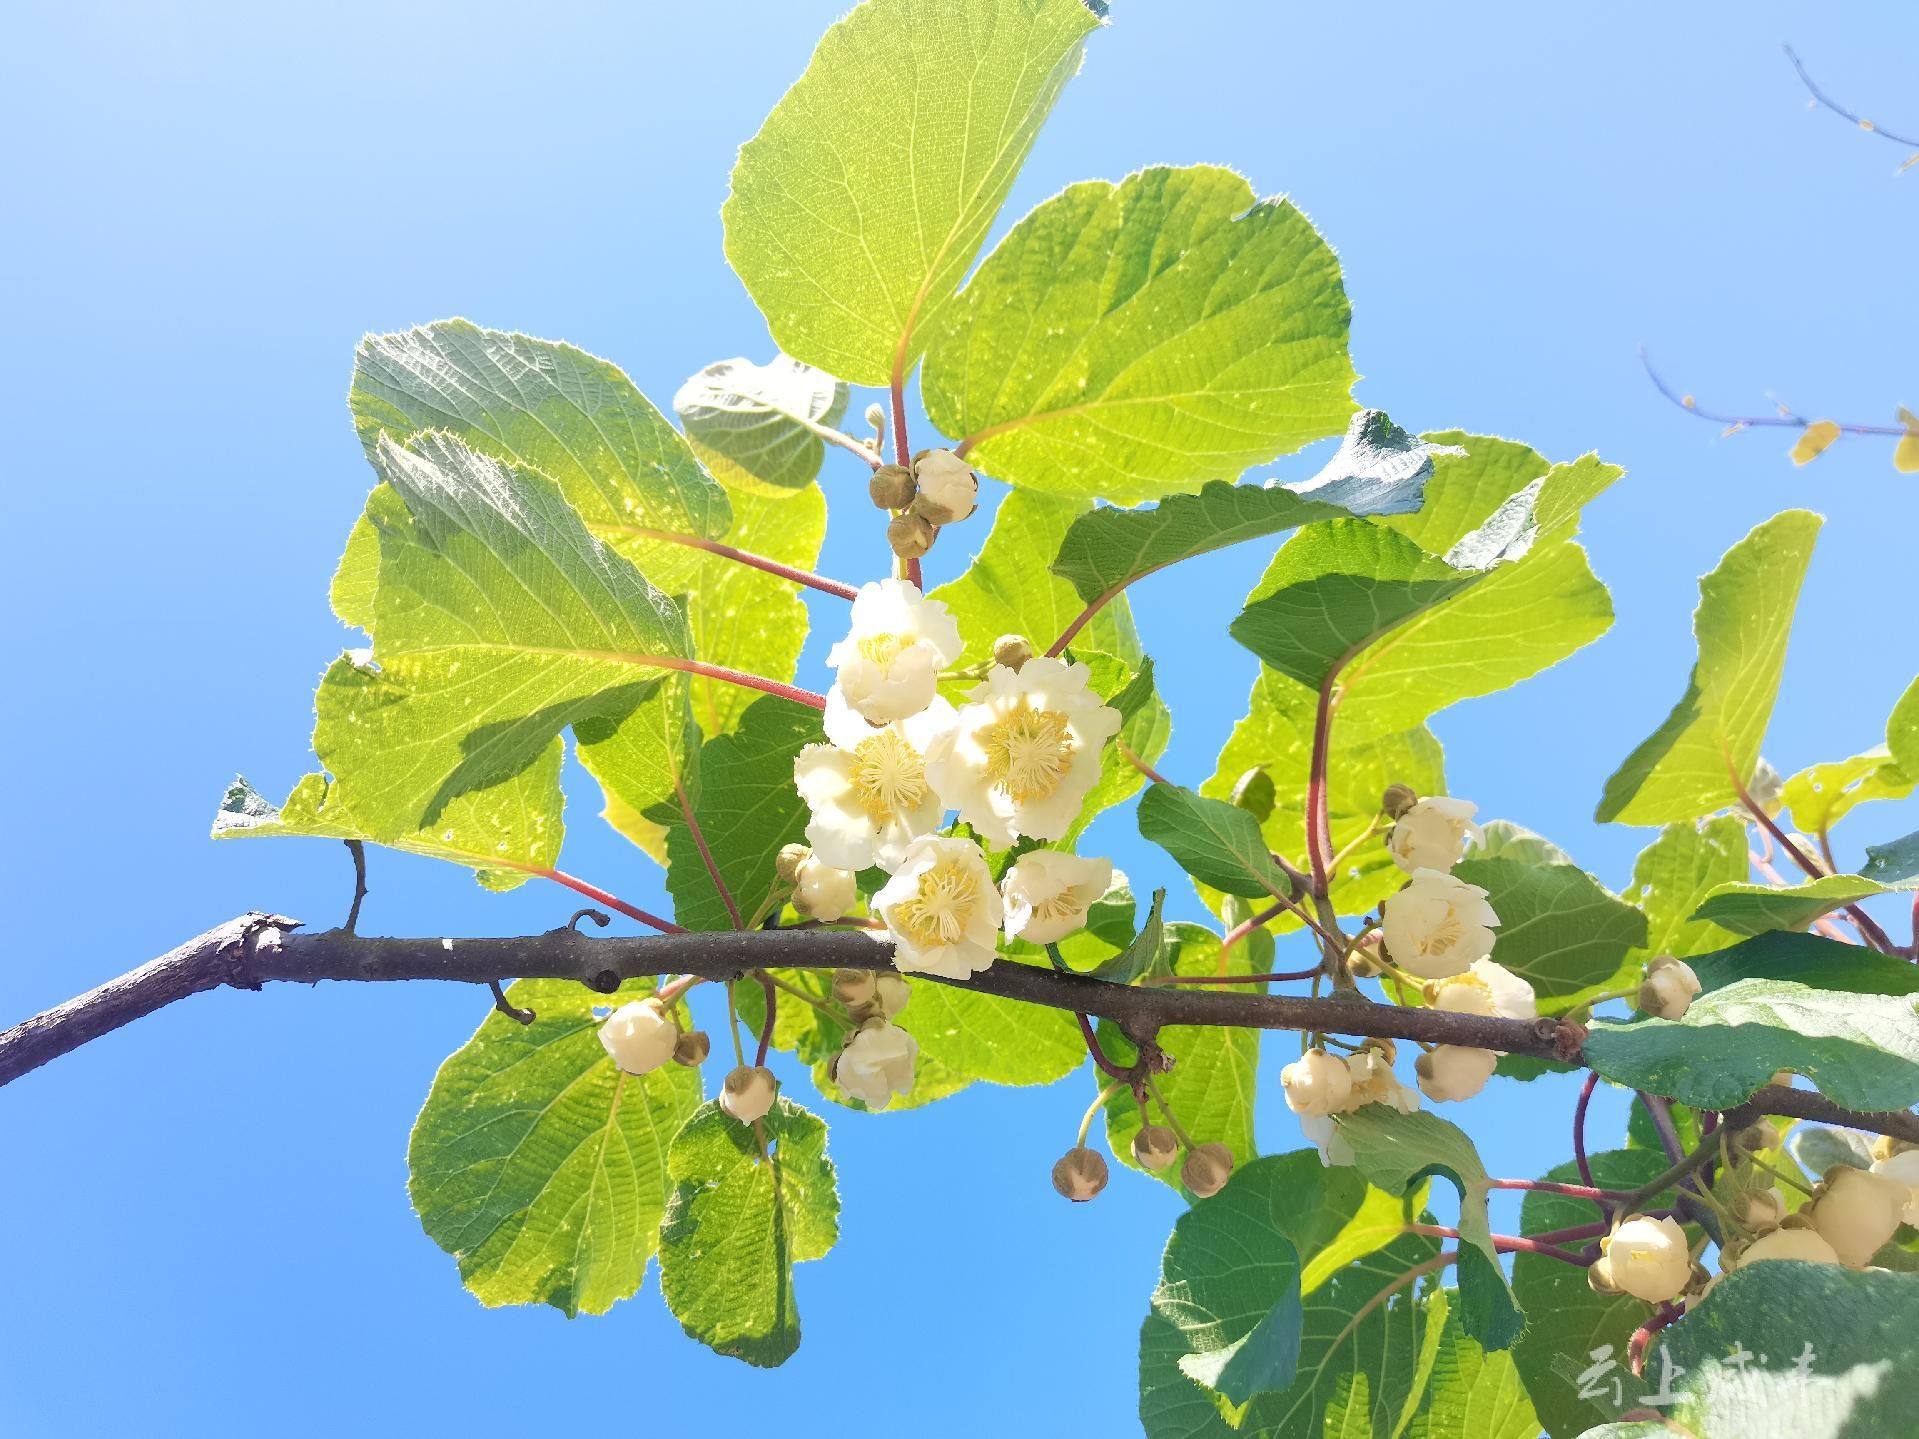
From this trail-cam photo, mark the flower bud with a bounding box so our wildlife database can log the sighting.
[1732,1187,1787,1231]
[1415,1045,1497,1103]
[672,1029,711,1067]
[832,968,878,1009]
[720,1064,779,1125]
[1587,1254,1622,1296]
[1281,1048,1354,1118]
[1386,796,1480,874]
[1808,1165,1909,1266]
[1431,977,1495,1017]
[1182,1142,1235,1198]
[992,634,1034,672]
[1599,1215,1691,1303]
[792,853,858,923]
[598,997,678,1075]
[868,463,915,510]
[1052,1145,1109,1201]
[1231,766,1276,823]
[1872,1149,1919,1226]
[910,448,978,524]
[1132,1124,1181,1172]
[836,1018,918,1110]
[863,402,887,433]
[874,971,911,1018]
[776,842,812,885]
[1381,784,1419,819]
[887,511,937,559]
[1638,956,1701,1020]
[1731,1119,1779,1154]
[1732,1226,1841,1269]
[1346,932,1385,979]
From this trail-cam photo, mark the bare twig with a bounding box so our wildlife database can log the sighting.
[1641,347,1909,443]
[1784,44,1919,154]
[341,840,368,934]
[487,979,535,1025]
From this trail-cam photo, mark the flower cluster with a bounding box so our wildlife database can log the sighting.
[791,579,1126,1108]
[1280,1039,1423,1165]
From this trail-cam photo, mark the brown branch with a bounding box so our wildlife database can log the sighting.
[6,919,1919,1150]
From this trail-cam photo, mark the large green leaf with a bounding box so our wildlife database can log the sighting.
[1620,816,1748,964]
[1138,783,1292,900]
[1596,511,1822,824]
[1202,665,1445,926]
[1691,871,1917,936]
[929,486,1141,668]
[1448,855,1647,1013]
[1101,924,1267,1189]
[1889,675,1919,776]
[311,432,691,842]
[1045,411,1453,609]
[1582,960,1919,1110]
[1405,1290,1539,1439]
[1139,1151,1437,1439]
[652,695,819,932]
[673,354,848,495]
[722,0,1101,386]
[406,977,702,1316]
[1333,1108,1523,1351]
[658,1097,838,1366]
[212,762,561,893]
[924,165,1356,503]
[1782,748,1914,835]
[854,976,1084,1110]
[1582,1262,1919,1439]
[1376,434,1548,555]
[1230,481,1615,743]
[1509,1149,1674,1438]
[1684,930,1919,996]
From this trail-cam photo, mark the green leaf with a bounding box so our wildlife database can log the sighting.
[1863,828,1919,887]
[1203,666,1445,926]
[351,320,730,543]
[1450,855,1648,1014]
[653,695,819,932]
[1597,510,1823,824]
[925,164,1356,503]
[1139,1150,1437,1439]
[1583,964,1919,1111]
[1581,1262,1919,1439]
[1230,505,1613,743]
[1405,1289,1540,1439]
[1620,816,1748,963]
[1509,1149,1675,1438]
[1046,411,1454,609]
[659,1096,838,1366]
[1685,930,1919,996]
[930,487,1142,669]
[1889,675,1919,776]
[1065,651,1171,845]
[1138,783,1291,900]
[1332,1108,1523,1351]
[1375,434,1550,556]
[1782,747,1914,834]
[1090,887,1167,983]
[212,765,560,892]
[1691,871,1916,936]
[672,354,848,494]
[1788,1123,1874,1179]
[406,977,702,1316]
[1102,924,1265,1188]
[1472,820,1573,866]
[722,0,1101,386]
[311,433,693,842]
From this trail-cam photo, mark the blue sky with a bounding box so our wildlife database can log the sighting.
[2,2,1916,1434]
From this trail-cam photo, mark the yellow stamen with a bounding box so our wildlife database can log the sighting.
[851,730,926,819]
[894,860,980,949]
[980,699,1075,805]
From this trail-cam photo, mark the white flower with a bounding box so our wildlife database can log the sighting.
[1733,1227,1839,1268]
[872,835,1003,979]
[720,1064,778,1124]
[1300,1113,1355,1168]
[1639,957,1701,1020]
[1808,1166,1909,1267]
[598,998,677,1075]
[795,690,956,872]
[925,657,1122,846]
[1002,851,1114,944]
[1382,870,1500,979]
[835,1020,918,1110]
[793,852,858,922]
[1594,1215,1690,1303]
[911,448,979,525]
[825,579,964,725]
[1871,1150,1919,1226]
[1433,958,1536,1020]
[1415,1045,1497,1102]
[1281,1048,1353,1118]
[1346,1048,1421,1113]
[1387,796,1482,873]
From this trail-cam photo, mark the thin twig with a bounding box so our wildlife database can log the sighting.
[487,979,535,1025]
[341,840,368,934]
[604,526,859,599]
[1573,1069,1600,1188]
[1784,44,1919,152]
[1729,762,1896,953]
[1641,347,1907,439]
[676,778,743,930]
[754,973,777,1067]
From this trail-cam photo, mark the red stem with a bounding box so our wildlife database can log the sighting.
[1486,1178,1631,1204]
[1729,761,1896,954]
[1077,1011,1133,1081]
[1305,672,1339,895]
[1117,741,1175,790]
[1405,1224,1589,1266]
[651,657,826,711]
[676,777,742,930]
[1574,1069,1600,1188]
[1627,1303,1683,1377]
[1046,594,1109,658]
[610,528,857,600]
[890,372,923,591]
[754,974,776,1067]
[541,869,683,934]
